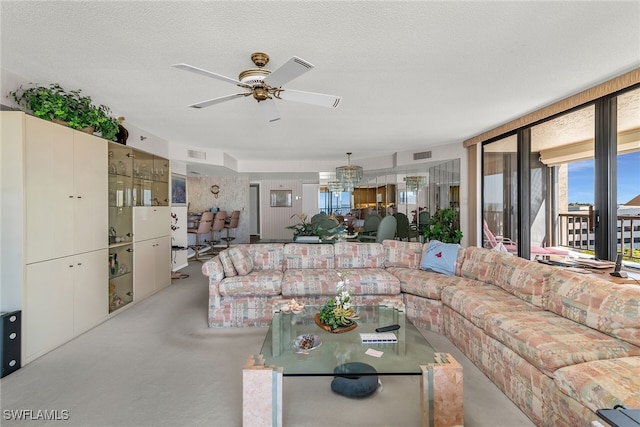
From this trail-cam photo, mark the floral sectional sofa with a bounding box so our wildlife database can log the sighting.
[201,240,640,426]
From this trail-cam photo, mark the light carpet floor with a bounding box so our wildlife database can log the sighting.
[0,262,534,427]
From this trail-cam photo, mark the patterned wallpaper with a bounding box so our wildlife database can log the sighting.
[187,176,250,244]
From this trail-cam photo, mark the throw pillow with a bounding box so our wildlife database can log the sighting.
[331,362,379,398]
[420,240,460,276]
[228,246,254,276]
[218,250,237,277]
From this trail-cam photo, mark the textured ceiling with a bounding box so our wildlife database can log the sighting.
[1,1,639,175]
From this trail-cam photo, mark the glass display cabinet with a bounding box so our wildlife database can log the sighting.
[108,244,133,313]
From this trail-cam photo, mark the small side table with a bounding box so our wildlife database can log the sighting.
[171,245,190,279]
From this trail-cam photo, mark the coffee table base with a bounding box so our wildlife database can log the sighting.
[421,353,464,427]
[243,352,463,427]
[243,355,283,427]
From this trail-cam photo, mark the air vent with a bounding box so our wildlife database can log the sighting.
[187,149,206,160]
[413,151,432,160]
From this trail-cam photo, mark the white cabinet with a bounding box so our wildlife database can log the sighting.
[3,112,109,366]
[24,258,75,362]
[133,206,170,241]
[24,116,107,264]
[133,236,171,300]
[24,249,107,363]
[74,249,109,334]
[133,207,171,301]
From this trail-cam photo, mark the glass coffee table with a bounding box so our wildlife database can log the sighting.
[260,302,435,376]
[243,299,463,427]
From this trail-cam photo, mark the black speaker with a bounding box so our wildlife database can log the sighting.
[1,311,21,378]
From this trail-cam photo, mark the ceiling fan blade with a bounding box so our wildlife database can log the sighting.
[189,93,249,109]
[259,98,281,122]
[172,63,248,87]
[276,89,341,109]
[263,56,314,88]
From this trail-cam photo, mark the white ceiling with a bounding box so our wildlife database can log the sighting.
[2,1,639,177]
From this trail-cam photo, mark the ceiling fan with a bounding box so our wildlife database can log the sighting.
[173,52,341,122]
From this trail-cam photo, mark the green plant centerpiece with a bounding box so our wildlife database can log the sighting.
[423,208,463,243]
[315,271,359,332]
[9,83,120,141]
[286,213,346,241]
[286,214,318,237]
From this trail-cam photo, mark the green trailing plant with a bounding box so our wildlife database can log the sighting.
[423,208,463,244]
[9,83,119,141]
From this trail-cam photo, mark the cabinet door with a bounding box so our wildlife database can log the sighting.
[25,117,75,263]
[133,207,170,241]
[74,132,108,253]
[133,239,156,301]
[25,257,75,362]
[74,249,108,334]
[154,236,172,291]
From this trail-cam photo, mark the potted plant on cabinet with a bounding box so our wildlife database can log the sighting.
[8,83,120,141]
[423,208,463,244]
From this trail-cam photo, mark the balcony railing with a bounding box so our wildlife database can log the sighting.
[558,212,640,261]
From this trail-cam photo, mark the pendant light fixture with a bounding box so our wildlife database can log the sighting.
[335,152,363,191]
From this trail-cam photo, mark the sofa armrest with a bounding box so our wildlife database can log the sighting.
[202,256,225,308]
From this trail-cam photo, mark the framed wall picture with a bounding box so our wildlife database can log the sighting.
[171,173,187,206]
[270,190,292,207]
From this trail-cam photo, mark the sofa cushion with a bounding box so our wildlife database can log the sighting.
[282,270,342,297]
[243,243,284,271]
[283,243,334,270]
[383,240,423,269]
[484,310,640,376]
[228,246,253,276]
[420,240,460,276]
[546,269,640,347]
[218,250,237,277]
[552,356,640,414]
[460,246,503,284]
[218,271,283,297]
[282,268,400,297]
[493,255,556,308]
[441,284,539,329]
[334,242,385,268]
[389,267,480,300]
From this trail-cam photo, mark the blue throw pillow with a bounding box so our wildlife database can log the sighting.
[420,240,460,276]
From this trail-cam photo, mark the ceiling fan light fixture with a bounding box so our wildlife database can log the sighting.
[250,52,269,68]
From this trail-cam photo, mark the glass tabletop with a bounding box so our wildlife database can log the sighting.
[259,304,436,376]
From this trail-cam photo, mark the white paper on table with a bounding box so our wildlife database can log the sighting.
[365,348,384,358]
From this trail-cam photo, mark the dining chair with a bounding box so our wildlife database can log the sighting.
[209,211,228,252]
[187,211,214,262]
[359,214,381,237]
[394,212,419,241]
[357,215,397,243]
[222,210,240,248]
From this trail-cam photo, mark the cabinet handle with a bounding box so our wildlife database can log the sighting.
[126,233,133,237]
[69,264,74,268]
[77,262,82,266]
[77,196,82,199]
[68,195,74,198]
[127,248,133,253]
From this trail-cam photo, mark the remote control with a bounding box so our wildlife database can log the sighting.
[376,324,400,333]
